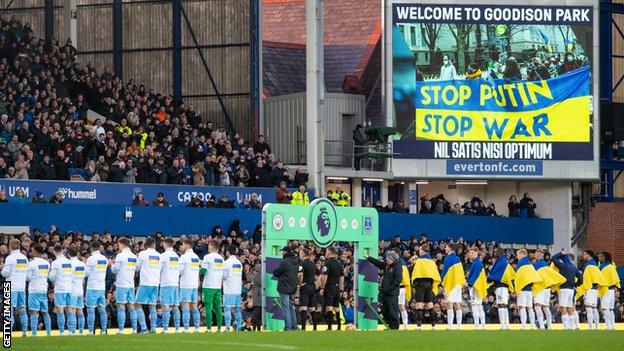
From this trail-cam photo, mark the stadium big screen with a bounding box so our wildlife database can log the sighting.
[385,0,599,180]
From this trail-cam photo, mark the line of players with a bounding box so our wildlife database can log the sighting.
[1,237,245,336]
[399,244,620,330]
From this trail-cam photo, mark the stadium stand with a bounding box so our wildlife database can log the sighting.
[0,17,291,188]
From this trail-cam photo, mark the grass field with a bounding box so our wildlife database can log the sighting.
[12,328,624,351]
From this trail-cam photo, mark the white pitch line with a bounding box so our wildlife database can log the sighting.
[131,338,298,350]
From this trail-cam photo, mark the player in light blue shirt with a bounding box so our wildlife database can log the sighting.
[26,244,52,336]
[159,238,181,333]
[84,241,109,334]
[135,237,161,333]
[49,244,74,336]
[1,239,29,336]
[111,237,138,334]
[68,248,86,335]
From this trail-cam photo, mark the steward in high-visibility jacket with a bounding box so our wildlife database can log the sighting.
[335,187,351,206]
[291,186,310,205]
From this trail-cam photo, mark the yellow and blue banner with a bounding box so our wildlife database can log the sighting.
[487,255,515,288]
[16,259,27,269]
[411,254,441,293]
[533,259,566,293]
[38,264,49,275]
[467,258,488,300]
[61,263,72,273]
[96,259,107,271]
[441,253,466,292]
[514,257,542,294]
[148,255,160,266]
[414,67,590,142]
[127,257,137,268]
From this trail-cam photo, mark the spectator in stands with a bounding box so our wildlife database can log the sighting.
[249,193,263,210]
[253,135,271,155]
[152,192,169,207]
[54,150,70,180]
[486,203,498,216]
[519,193,538,218]
[217,195,236,209]
[472,201,487,216]
[373,200,383,212]
[13,153,29,179]
[96,156,110,182]
[275,181,292,204]
[352,124,368,171]
[383,200,395,213]
[450,203,461,215]
[132,192,149,206]
[0,190,8,203]
[272,161,289,187]
[508,195,520,217]
[49,191,63,204]
[294,167,308,188]
[462,201,474,215]
[31,191,46,204]
[85,160,99,182]
[13,188,26,204]
[108,159,124,182]
[0,157,7,178]
[394,199,408,214]
[250,159,272,188]
[419,200,432,214]
[38,155,56,180]
[431,194,450,214]
[420,194,430,210]
[291,185,310,205]
[187,196,204,208]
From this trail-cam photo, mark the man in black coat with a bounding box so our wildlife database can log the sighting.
[366,251,403,329]
[272,246,299,331]
[249,159,272,187]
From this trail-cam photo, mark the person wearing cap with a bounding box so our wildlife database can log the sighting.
[272,245,299,331]
[366,250,403,329]
[152,192,169,207]
[31,190,46,204]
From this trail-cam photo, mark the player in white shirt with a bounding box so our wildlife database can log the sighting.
[135,237,161,333]
[1,239,29,336]
[160,238,181,333]
[49,244,74,336]
[222,245,243,331]
[179,238,201,332]
[200,241,224,332]
[111,237,138,334]
[84,241,109,335]
[26,244,52,336]
[68,248,86,335]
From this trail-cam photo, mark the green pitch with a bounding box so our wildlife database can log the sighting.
[12,330,624,351]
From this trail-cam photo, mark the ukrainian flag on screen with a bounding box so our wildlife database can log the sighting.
[487,255,515,289]
[214,258,223,269]
[600,261,621,289]
[16,259,27,269]
[533,259,566,293]
[74,266,85,277]
[97,260,107,270]
[127,257,137,268]
[577,259,608,299]
[148,255,159,266]
[191,258,200,268]
[515,257,542,294]
[467,258,488,300]
[62,263,72,273]
[411,254,441,293]
[38,264,49,275]
[232,263,242,273]
[441,253,466,292]
[169,257,179,267]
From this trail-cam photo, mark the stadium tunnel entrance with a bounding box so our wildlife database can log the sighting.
[261,198,380,331]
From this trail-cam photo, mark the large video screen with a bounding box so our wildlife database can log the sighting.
[389,1,598,179]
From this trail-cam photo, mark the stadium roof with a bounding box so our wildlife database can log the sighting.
[262,0,381,98]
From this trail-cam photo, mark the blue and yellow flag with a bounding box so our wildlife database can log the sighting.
[533,259,566,293]
[411,254,441,294]
[441,253,466,293]
[600,261,621,289]
[514,257,542,294]
[401,265,412,302]
[467,258,488,300]
[16,259,27,269]
[576,258,607,299]
[487,255,515,289]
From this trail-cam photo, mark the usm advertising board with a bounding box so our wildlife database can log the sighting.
[386,0,599,180]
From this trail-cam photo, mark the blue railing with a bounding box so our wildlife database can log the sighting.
[0,203,554,244]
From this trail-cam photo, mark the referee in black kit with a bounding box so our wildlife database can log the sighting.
[366,251,403,329]
[298,247,320,330]
[320,247,344,330]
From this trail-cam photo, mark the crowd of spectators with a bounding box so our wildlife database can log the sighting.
[0,16,303,189]
[1,226,621,332]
